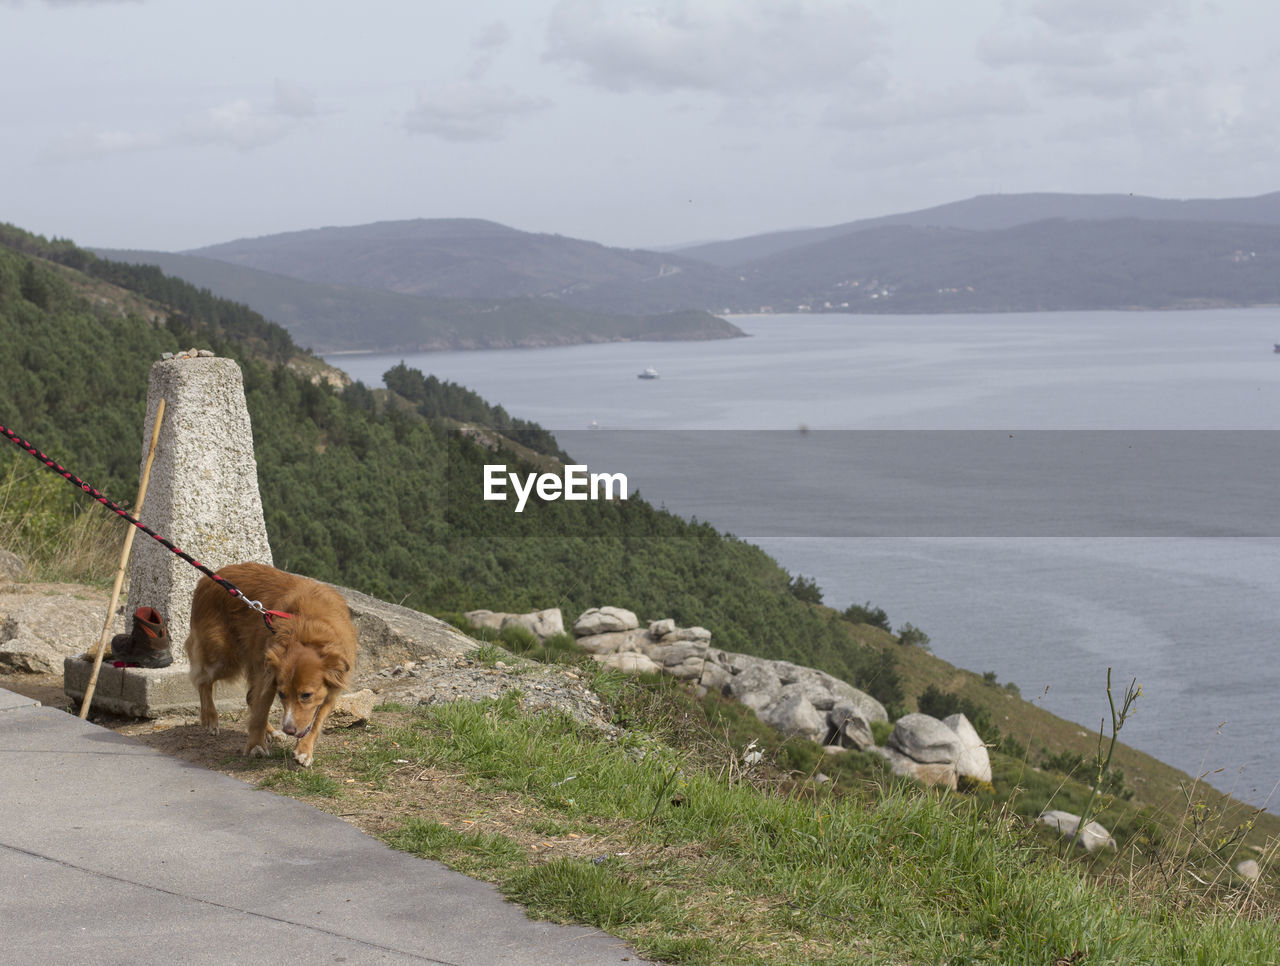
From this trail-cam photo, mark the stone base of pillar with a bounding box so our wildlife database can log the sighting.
[63,657,241,719]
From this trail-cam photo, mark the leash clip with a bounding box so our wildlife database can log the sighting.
[241,595,293,631]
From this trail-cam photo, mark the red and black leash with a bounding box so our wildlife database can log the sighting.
[0,421,290,631]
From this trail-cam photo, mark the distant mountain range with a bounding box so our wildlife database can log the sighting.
[99,190,1280,353]
[675,190,1280,266]
[94,244,744,353]
[188,218,746,313]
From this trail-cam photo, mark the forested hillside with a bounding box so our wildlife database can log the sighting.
[0,225,898,706]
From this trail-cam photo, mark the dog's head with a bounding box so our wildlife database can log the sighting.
[265,618,353,738]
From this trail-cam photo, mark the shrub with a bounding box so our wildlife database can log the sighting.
[537,632,583,665]
[1042,750,1087,777]
[497,623,538,653]
[1041,749,1134,801]
[994,733,1027,759]
[917,684,997,744]
[471,643,507,666]
[957,775,996,795]
[788,574,823,604]
[870,719,894,746]
[896,622,930,650]
[846,644,904,713]
[842,601,890,631]
[916,683,962,720]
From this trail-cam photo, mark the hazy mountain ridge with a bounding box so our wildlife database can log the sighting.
[104,191,1280,350]
[94,247,745,353]
[737,216,1280,313]
[187,218,743,312]
[675,190,1280,267]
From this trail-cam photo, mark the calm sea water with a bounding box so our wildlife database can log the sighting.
[329,309,1280,807]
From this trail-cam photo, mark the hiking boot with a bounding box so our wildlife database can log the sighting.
[109,606,174,669]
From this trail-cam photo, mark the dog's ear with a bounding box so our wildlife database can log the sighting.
[320,645,352,690]
[265,630,293,672]
[322,660,351,690]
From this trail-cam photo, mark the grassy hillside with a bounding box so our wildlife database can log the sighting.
[5,222,1274,957]
[0,225,889,700]
[141,673,1276,966]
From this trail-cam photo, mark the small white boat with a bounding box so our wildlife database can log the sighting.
[638,367,660,380]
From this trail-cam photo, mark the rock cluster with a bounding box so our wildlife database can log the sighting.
[366,655,612,732]
[464,607,565,640]
[566,606,891,752]
[871,712,993,790]
[0,580,125,673]
[560,604,994,792]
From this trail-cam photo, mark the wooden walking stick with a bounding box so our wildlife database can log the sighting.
[80,399,166,719]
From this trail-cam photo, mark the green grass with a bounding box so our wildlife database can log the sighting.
[272,686,1280,966]
[888,633,1280,849]
[0,452,124,586]
[257,766,343,798]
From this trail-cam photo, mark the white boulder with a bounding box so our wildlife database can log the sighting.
[888,713,962,764]
[594,651,662,675]
[573,606,639,637]
[943,712,992,784]
[1038,810,1117,852]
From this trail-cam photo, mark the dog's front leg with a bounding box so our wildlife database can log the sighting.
[243,675,278,758]
[291,700,337,767]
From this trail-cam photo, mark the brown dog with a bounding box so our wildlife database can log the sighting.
[185,562,358,767]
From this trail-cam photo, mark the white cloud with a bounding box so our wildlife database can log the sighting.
[826,79,1031,131]
[272,79,317,119]
[46,126,164,160]
[1029,0,1184,35]
[473,19,511,50]
[1131,80,1259,151]
[544,0,886,98]
[183,99,294,150]
[2,0,142,6]
[1037,59,1164,100]
[403,82,551,142]
[466,19,514,80]
[976,9,1180,102]
[977,29,1110,70]
[44,84,315,161]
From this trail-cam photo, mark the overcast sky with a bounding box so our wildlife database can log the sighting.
[3,0,1277,252]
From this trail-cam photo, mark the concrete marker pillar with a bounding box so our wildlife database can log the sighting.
[66,354,273,717]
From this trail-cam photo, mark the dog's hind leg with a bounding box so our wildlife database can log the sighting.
[185,632,221,733]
